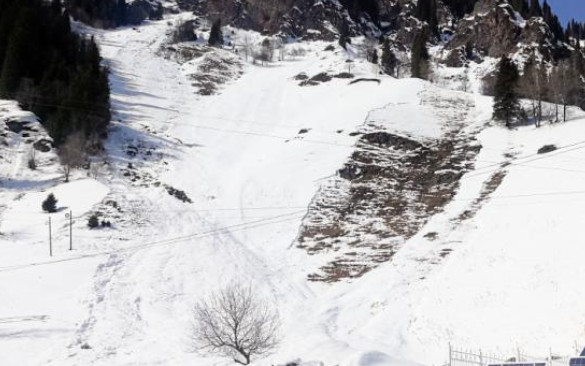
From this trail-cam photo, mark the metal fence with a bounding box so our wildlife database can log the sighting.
[449,344,508,366]
[449,344,574,366]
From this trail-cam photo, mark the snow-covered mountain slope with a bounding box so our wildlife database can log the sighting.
[3,13,585,366]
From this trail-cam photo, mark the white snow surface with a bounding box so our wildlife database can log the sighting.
[2,14,585,366]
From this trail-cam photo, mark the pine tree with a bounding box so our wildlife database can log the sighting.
[42,193,58,213]
[519,57,547,127]
[415,0,439,36]
[381,38,397,77]
[208,19,223,47]
[88,213,99,229]
[529,0,542,18]
[542,0,552,24]
[411,29,430,79]
[371,49,379,65]
[493,56,521,128]
[338,20,351,50]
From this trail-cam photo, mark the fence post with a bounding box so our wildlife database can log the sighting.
[549,347,553,366]
[449,343,453,366]
[517,348,521,362]
[480,349,483,366]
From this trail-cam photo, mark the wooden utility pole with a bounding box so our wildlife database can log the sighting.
[48,216,52,257]
[67,210,73,251]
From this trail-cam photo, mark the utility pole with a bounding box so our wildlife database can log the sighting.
[66,210,73,251]
[48,216,52,257]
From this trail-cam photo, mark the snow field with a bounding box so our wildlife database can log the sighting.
[2,12,585,366]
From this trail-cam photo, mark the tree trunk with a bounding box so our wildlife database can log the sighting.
[536,98,542,127]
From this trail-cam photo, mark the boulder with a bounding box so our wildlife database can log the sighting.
[537,144,557,154]
[5,120,25,133]
[33,139,53,153]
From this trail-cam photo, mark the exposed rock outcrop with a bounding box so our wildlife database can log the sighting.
[445,0,564,61]
[297,89,481,282]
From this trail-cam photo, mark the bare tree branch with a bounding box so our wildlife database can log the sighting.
[59,132,86,182]
[192,283,280,365]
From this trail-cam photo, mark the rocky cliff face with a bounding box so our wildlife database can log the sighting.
[177,0,571,69]
[180,0,368,40]
[445,0,563,64]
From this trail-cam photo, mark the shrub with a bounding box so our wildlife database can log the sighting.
[42,194,57,213]
[88,214,100,229]
[28,157,37,170]
[208,19,223,46]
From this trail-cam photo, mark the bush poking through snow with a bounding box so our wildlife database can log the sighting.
[28,158,37,170]
[88,214,100,229]
[208,19,224,47]
[28,150,37,170]
[192,283,280,365]
[165,185,193,203]
[42,194,57,213]
[59,132,86,182]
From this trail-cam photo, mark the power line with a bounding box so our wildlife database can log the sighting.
[8,88,585,158]
[0,211,306,274]
[1,205,309,215]
[2,93,359,148]
[1,89,353,134]
[463,142,585,180]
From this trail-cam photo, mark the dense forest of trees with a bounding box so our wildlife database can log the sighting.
[0,0,110,147]
[339,0,380,25]
[509,0,564,40]
[65,0,163,29]
[517,51,585,124]
[566,20,585,43]
[493,50,585,127]
[414,0,439,36]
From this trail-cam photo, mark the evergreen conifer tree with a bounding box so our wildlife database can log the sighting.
[529,0,542,18]
[208,19,223,47]
[411,29,430,79]
[415,0,439,36]
[88,214,99,229]
[493,56,521,128]
[381,38,397,77]
[42,193,58,213]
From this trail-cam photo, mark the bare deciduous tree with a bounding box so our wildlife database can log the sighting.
[241,35,254,62]
[462,64,470,93]
[270,37,286,62]
[59,132,86,182]
[253,38,274,66]
[519,57,548,127]
[88,161,104,180]
[289,46,306,60]
[550,58,581,122]
[28,148,37,170]
[362,37,378,63]
[192,283,280,365]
